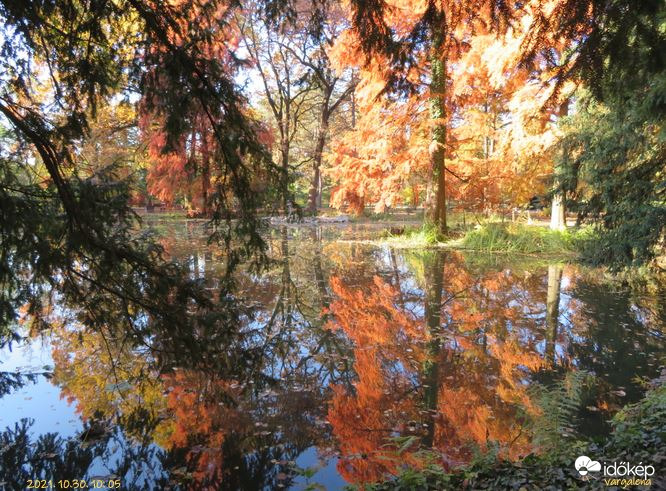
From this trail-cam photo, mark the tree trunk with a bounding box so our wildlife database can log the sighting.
[308,105,330,215]
[428,19,447,234]
[201,160,210,216]
[550,99,569,231]
[201,140,210,216]
[351,87,356,129]
[317,171,322,208]
[550,193,565,230]
[281,138,290,216]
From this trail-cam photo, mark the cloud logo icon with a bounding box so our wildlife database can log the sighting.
[575,456,601,476]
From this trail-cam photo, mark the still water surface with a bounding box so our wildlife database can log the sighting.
[1,221,664,489]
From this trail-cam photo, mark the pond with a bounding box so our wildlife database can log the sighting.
[1,220,664,490]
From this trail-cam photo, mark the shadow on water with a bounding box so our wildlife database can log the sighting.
[0,222,664,489]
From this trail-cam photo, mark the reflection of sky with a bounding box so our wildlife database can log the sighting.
[0,337,168,484]
[293,447,347,490]
[0,337,81,438]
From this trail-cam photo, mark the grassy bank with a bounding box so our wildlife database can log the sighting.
[379,225,446,247]
[379,222,587,256]
[458,222,583,254]
[362,381,666,490]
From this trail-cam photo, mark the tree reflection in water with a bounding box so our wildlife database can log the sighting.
[1,224,664,489]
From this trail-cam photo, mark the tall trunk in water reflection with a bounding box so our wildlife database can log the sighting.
[281,226,290,274]
[390,248,406,308]
[265,226,295,350]
[422,252,445,447]
[545,264,563,364]
[311,227,329,309]
[204,250,213,286]
[281,226,293,323]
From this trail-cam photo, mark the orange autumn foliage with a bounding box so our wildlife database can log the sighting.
[139,0,243,213]
[142,112,216,211]
[326,0,574,214]
[162,371,248,486]
[325,276,427,482]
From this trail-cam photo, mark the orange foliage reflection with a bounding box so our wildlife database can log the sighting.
[324,253,552,484]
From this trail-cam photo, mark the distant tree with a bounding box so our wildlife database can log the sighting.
[281,3,357,215]
[238,2,322,216]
